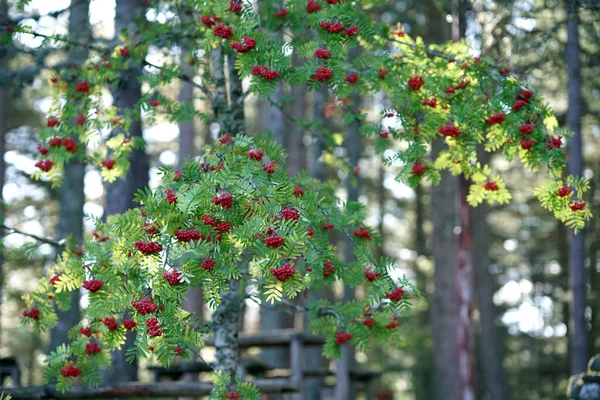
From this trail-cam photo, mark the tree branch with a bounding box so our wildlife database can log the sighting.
[2,224,63,247]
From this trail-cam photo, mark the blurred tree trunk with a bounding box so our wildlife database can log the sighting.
[102,0,149,384]
[0,0,8,349]
[336,55,360,400]
[472,151,511,400]
[50,0,90,353]
[565,0,588,375]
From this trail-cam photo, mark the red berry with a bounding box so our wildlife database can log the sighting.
[518,89,534,101]
[548,136,562,150]
[314,67,333,81]
[518,123,534,135]
[83,279,104,293]
[79,327,92,337]
[363,317,374,328]
[570,202,586,211]
[226,390,240,400]
[229,0,242,12]
[520,139,534,151]
[76,114,86,125]
[248,149,264,160]
[364,270,380,282]
[499,67,512,76]
[558,186,572,197]
[335,330,352,345]
[120,47,130,57]
[412,160,428,176]
[131,298,158,315]
[323,260,336,277]
[378,69,389,79]
[485,113,505,125]
[200,257,216,271]
[85,342,102,355]
[74,80,90,93]
[102,317,119,331]
[343,25,359,36]
[315,48,331,59]
[201,15,221,28]
[134,241,163,255]
[213,193,233,209]
[407,75,424,90]
[512,100,527,111]
[293,185,304,196]
[307,0,322,12]
[386,316,399,329]
[23,307,40,320]
[281,207,300,220]
[123,318,137,330]
[163,269,182,285]
[213,24,233,39]
[345,73,358,84]
[438,125,461,138]
[101,159,115,170]
[145,317,163,337]
[165,189,177,204]
[49,275,61,286]
[270,263,295,281]
[444,86,456,94]
[47,118,60,128]
[265,234,284,248]
[275,8,288,17]
[148,99,160,107]
[484,181,499,191]
[62,138,77,153]
[385,287,405,302]
[353,226,371,240]
[321,223,334,230]
[37,145,49,155]
[60,365,81,378]
[263,161,276,174]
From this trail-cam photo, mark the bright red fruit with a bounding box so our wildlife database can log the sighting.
[102,317,119,331]
[275,8,288,17]
[307,0,322,12]
[364,270,380,282]
[174,229,201,243]
[344,73,358,83]
[23,307,40,320]
[101,159,115,170]
[35,159,54,172]
[213,193,233,209]
[407,75,424,90]
[323,260,335,277]
[335,330,352,345]
[363,317,374,328]
[79,327,92,337]
[248,149,264,160]
[163,269,182,285]
[558,186,572,197]
[201,15,221,28]
[548,136,562,150]
[485,113,505,125]
[123,318,137,330]
[270,264,295,281]
[85,342,102,355]
[412,160,428,176]
[520,139,534,150]
[60,365,81,378]
[119,47,130,57]
[281,207,300,220]
[146,317,163,337]
[75,80,90,93]
[265,234,284,248]
[165,189,177,204]
[438,125,461,138]
[213,24,233,39]
[353,226,371,240]
[76,115,86,125]
[135,241,163,255]
[518,123,534,135]
[131,298,157,315]
[315,48,331,59]
[200,257,216,271]
[47,117,59,127]
[83,279,104,293]
[484,181,499,191]
[314,67,333,81]
[385,287,405,302]
[263,160,277,174]
[570,202,586,211]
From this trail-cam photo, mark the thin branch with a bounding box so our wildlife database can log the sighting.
[2,224,62,247]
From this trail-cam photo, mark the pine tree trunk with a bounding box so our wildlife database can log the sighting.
[565,0,588,375]
[0,1,8,354]
[102,0,149,384]
[50,0,90,353]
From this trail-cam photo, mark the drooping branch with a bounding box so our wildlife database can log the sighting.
[2,224,62,247]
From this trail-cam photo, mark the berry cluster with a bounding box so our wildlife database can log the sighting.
[219,134,233,144]
[322,223,334,230]
[335,331,353,345]
[270,264,295,282]
[47,117,60,127]
[378,69,389,79]
[251,66,280,80]
[75,80,90,93]
[275,8,288,17]
[101,159,115,170]
[307,227,315,237]
[229,0,242,12]
[307,0,322,12]
[323,261,335,277]
[135,241,163,255]
[345,73,358,83]
[314,67,333,81]
[438,125,461,138]
[79,326,92,337]
[571,202,586,211]
[484,181,499,191]
[35,159,54,172]
[144,222,158,235]
[175,229,202,243]
[364,270,380,282]
[212,24,233,39]
[363,317,374,328]
[226,390,241,400]
[353,226,372,240]
[85,342,102,355]
[548,136,562,150]
[485,113,505,125]
[422,98,437,108]
[60,365,81,378]
[386,316,399,329]
[319,21,358,36]
[217,222,231,232]
[265,234,284,248]
[49,275,61,286]
[558,186,572,197]
[82,279,104,293]
[518,123,534,135]
[281,207,300,220]
[102,317,119,331]
[230,36,256,53]
[248,149,264,160]
[49,137,62,146]
[293,185,304,196]
[163,269,182,285]
[412,160,428,176]
[407,75,425,90]
[146,317,163,337]
[76,115,86,125]
[165,189,177,204]
[315,48,331,59]
[200,257,216,271]
[263,160,276,174]
[385,287,405,302]
[213,193,233,209]
[37,144,48,155]
[174,346,184,355]
[520,139,534,151]
[200,214,217,226]
[61,138,77,153]
[123,318,137,331]
[23,307,40,320]
[173,170,184,181]
[131,298,157,315]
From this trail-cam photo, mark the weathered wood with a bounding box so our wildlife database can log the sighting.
[0,379,300,399]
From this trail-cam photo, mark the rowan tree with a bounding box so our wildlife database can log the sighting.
[4,0,591,398]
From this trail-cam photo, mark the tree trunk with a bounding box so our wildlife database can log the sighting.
[565,0,588,375]
[430,140,460,400]
[0,0,8,355]
[336,74,360,400]
[102,0,149,384]
[50,0,90,353]
[471,151,511,400]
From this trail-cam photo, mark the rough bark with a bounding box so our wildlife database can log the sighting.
[565,0,588,375]
[471,148,511,400]
[336,71,360,400]
[0,1,8,355]
[50,0,90,353]
[102,0,149,384]
[430,140,460,400]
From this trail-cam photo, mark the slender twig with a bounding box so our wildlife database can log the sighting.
[2,224,62,247]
